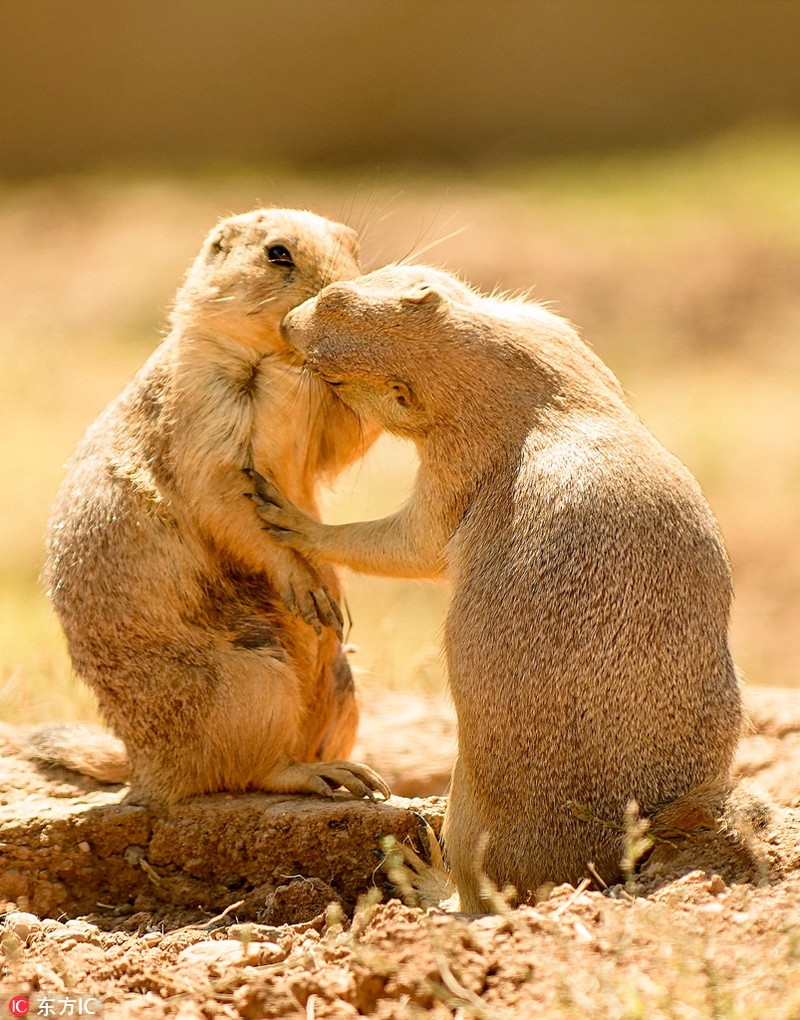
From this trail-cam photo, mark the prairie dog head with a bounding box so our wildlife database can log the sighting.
[281,264,520,437]
[280,265,472,436]
[172,208,360,352]
[282,263,627,437]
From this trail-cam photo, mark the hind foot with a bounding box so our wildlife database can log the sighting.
[383,816,455,908]
[269,759,391,801]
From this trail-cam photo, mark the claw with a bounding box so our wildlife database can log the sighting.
[281,585,298,618]
[311,589,344,640]
[244,467,282,506]
[261,525,295,544]
[254,492,283,510]
[324,587,345,630]
[269,760,390,801]
[412,812,445,870]
[299,593,323,635]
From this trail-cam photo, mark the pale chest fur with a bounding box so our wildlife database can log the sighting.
[166,340,316,508]
[249,358,321,513]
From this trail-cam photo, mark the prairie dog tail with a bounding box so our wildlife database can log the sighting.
[650,779,773,840]
[25,724,130,784]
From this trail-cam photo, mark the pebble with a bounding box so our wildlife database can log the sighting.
[2,911,41,940]
[65,919,100,933]
[227,922,282,942]
[49,920,103,947]
[176,939,281,968]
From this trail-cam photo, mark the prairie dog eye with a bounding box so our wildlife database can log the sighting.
[266,244,295,268]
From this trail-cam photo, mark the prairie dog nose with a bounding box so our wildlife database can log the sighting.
[281,298,316,351]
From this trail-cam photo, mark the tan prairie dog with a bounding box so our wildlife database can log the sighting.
[246,264,742,911]
[39,208,389,808]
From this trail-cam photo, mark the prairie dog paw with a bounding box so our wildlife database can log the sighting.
[288,578,343,637]
[275,557,343,638]
[243,468,315,550]
[269,760,391,801]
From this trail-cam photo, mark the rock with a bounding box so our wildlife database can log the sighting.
[0,739,445,921]
[262,878,341,927]
[176,938,278,969]
[2,911,41,940]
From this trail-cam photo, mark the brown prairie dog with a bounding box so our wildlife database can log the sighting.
[39,209,389,808]
[247,264,742,911]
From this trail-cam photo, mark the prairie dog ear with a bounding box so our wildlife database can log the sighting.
[207,224,232,260]
[337,225,360,258]
[403,284,442,307]
[389,380,418,408]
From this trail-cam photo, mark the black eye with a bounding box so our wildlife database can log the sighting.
[266,244,295,268]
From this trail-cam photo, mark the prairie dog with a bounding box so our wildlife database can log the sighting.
[246,264,742,910]
[40,209,389,808]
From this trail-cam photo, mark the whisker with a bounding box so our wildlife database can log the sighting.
[252,293,281,308]
[322,234,349,289]
[399,223,470,267]
[246,293,282,315]
[393,195,448,265]
[292,366,314,469]
[354,189,407,271]
[342,179,388,263]
[254,174,287,211]
[340,186,361,238]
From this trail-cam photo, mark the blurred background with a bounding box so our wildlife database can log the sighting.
[2,0,799,723]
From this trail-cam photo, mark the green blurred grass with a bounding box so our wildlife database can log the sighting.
[2,128,799,724]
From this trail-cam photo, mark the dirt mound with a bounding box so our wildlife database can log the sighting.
[1,685,799,1018]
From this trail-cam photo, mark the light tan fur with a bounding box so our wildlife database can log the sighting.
[246,264,743,911]
[39,209,389,808]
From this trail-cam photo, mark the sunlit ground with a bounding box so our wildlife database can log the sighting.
[2,127,799,724]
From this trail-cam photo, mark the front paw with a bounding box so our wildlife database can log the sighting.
[243,468,313,551]
[281,563,345,640]
[243,470,342,636]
